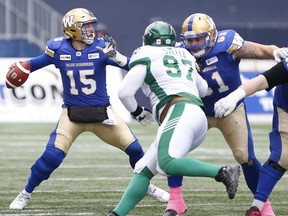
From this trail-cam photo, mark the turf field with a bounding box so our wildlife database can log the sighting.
[0,122,287,216]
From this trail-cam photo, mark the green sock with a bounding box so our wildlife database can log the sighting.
[114,171,151,216]
[165,157,221,177]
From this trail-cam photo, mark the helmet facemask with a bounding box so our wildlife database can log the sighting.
[181,32,213,58]
[80,22,97,45]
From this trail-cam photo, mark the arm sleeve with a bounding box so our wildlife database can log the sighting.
[262,61,288,90]
[29,53,53,73]
[118,64,146,112]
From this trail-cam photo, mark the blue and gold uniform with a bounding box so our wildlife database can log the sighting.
[9,8,153,210]
[255,60,288,204]
[195,29,244,116]
[214,60,288,215]
[31,37,128,107]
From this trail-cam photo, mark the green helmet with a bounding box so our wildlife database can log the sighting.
[143,21,176,47]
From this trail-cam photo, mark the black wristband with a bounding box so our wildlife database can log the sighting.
[131,106,142,117]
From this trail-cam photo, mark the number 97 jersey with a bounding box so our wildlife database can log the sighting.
[129,45,207,117]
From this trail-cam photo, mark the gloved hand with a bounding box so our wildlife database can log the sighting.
[214,88,246,118]
[131,106,154,126]
[214,97,237,118]
[273,47,288,63]
[96,35,117,58]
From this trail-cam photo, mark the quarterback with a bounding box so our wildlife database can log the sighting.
[9,8,169,210]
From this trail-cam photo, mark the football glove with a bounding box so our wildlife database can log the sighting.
[273,47,288,63]
[96,35,117,58]
[96,35,127,66]
[214,88,246,118]
[131,106,154,126]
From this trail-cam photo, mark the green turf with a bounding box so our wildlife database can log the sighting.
[0,122,287,215]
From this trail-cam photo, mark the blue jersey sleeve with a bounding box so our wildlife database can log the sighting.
[29,38,62,72]
[29,53,53,72]
[216,29,244,54]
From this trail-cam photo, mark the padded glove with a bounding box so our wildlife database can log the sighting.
[214,88,246,118]
[273,47,288,63]
[96,35,117,58]
[131,106,154,126]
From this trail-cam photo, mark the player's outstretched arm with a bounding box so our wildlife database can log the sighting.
[214,74,270,117]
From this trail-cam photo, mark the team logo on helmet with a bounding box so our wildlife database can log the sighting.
[63,16,74,28]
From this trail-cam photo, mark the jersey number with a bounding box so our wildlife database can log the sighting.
[66,69,96,95]
[207,71,229,96]
[163,55,193,81]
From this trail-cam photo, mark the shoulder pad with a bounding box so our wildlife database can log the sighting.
[45,37,66,58]
[218,30,244,54]
[129,46,150,69]
[226,32,244,54]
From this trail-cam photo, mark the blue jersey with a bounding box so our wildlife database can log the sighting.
[180,29,245,117]
[29,37,128,107]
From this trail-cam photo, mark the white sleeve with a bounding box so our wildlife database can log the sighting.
[195,72,208,98]
[118,64,147,112]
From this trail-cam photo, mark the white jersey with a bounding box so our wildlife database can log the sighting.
[128,45,207,119]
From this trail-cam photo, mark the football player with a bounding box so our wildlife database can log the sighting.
[214,57,288,216]
[9,8,170,210]
[166,13,288,216]
[106,21,240,216]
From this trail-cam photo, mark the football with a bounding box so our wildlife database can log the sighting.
[5,61,30,88]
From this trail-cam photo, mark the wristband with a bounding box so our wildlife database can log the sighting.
[131,106,142,117]
[111,51,127,66]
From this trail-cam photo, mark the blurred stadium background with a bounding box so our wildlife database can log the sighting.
[1,1,288,215]
[1,0,288,123]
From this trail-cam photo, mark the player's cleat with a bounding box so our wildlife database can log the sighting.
[261,200,275,216]
[215,165,240,199]
[105,211,119,216]
[9,191,31,210]
[246,206,261,216]
[163,209,179,216]
[147,183,170,203]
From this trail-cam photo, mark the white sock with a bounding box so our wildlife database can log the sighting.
[252,199,264,211]
[22,189,31,197]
